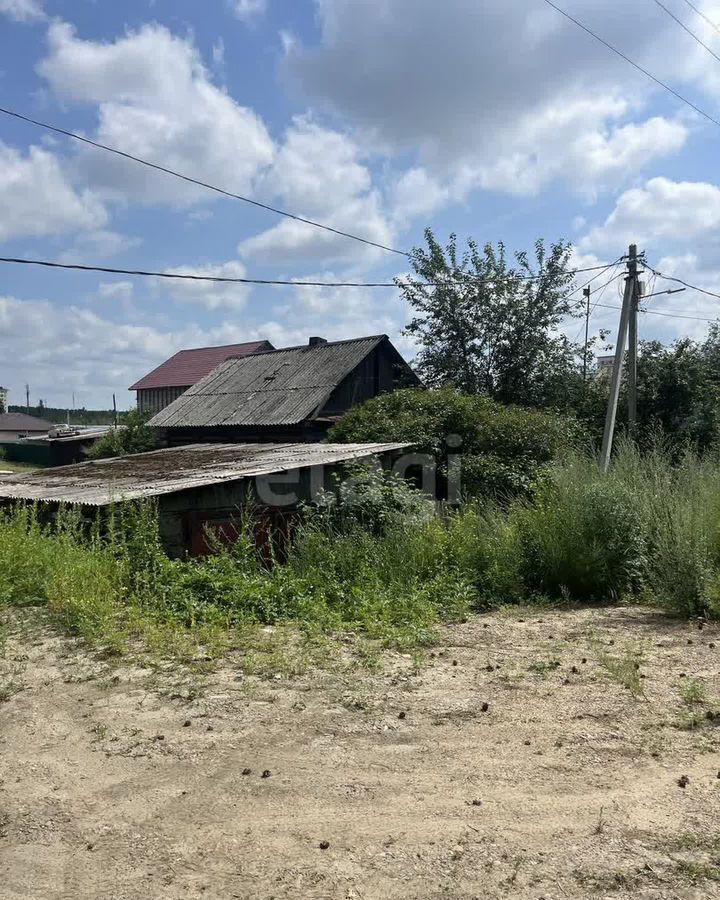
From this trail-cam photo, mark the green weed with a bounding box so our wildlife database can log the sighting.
[679,677,707,706]
[592,637,646,695]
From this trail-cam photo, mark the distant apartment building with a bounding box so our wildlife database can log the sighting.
[596,355,616,377]
[0,386,7,414]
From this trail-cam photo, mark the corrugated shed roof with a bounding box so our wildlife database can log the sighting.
[129,340,274,391]
[0,442,411,506]
[0,413,51,432]
[149,335,388,428]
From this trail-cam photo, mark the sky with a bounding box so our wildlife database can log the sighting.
[2,0,720,410]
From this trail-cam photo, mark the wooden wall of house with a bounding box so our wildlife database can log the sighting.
[155,420,332,448]
[319,343,414,417]
[137,386,190,415]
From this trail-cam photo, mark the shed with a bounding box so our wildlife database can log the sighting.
[0,442,410,557]
[149,334,419,445]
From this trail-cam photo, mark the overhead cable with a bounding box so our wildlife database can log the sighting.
[540,0,720,128]
[651,0,720,66]
[0,255,617,287]
[0,105,409,258]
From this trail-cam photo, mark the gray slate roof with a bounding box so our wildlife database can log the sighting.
[0,442,411,506]
[0,413,51,432]
[148,335,389,429]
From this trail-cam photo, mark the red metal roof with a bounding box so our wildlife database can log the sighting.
[129,341,274,391]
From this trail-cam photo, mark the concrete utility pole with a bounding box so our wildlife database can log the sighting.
[600,244,641,471]
[582,285,591,385]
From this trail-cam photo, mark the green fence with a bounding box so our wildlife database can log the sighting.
[0,442,52,466]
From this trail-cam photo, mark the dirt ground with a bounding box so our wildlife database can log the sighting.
[1,605,719,900]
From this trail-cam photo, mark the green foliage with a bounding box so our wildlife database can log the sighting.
[399,229,581,407]
[87,409,156,460]
[2,443,720,669]
[311,463,434,534]
[328,386,577,500]
[515,457,647,602]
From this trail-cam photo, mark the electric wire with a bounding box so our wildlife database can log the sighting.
[0,255,617,287]
[641,262,720,301]
[680,0,720,38]
[0,105,409,258]
[595,301,717,322]
[651,0,720,65]
[540,0,720,128]
[570,264,625,343]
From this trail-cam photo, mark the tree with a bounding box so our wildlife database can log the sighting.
[399,230,581,408]
[87,409,156,460]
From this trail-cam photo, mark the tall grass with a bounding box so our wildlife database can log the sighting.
[0,443,719,662]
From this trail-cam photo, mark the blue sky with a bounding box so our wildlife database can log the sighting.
[2,0,720,409]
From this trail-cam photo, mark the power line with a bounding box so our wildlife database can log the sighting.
[651,0,720,66]
[566,259,623,300]
[0,256,398,287]
[641,263,720,301]
[540,0,720,128]
[0,255,617,287]
[0,105,409,258]
[570,265,624,342]
[680,0,720,38]
[595,301,717,322]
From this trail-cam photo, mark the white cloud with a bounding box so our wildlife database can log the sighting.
[212,37,225,71]
[391,168,451,224]
[37,22,275,207]
[0,0,44,22]
[97,281,134,301]
[286,0,694,197]
[580,177,720,253]
[0,142,106,241]
[231,0,267,23]
[238,116,394,263]
[0,295,277,408]
[160,261,252,309]
[55,229,141,263]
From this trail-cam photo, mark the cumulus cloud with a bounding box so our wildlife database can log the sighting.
[0,0,44,22]
[55,229,141,264]
[0,142,106,241]
[230,0,267,23]
[286,0,695,197]
[0,286,411,409]
[37,22,275,207]
[97,281,134,300]
[160,261,252,310]
[238,117,395,263]
[580,177,720,253]
[0,295,279,407]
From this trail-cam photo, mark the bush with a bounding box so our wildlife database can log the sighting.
[328,387,577,500]
[87,409,156,460]
[311,462,433,535]
[514,457,647,602]
[628,448,720,618]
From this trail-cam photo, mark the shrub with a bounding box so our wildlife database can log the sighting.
[632,448,720,619]
[328,387,577,500]
[311,462,433,535]
[87,409,156,460]
[513,456,647,602]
